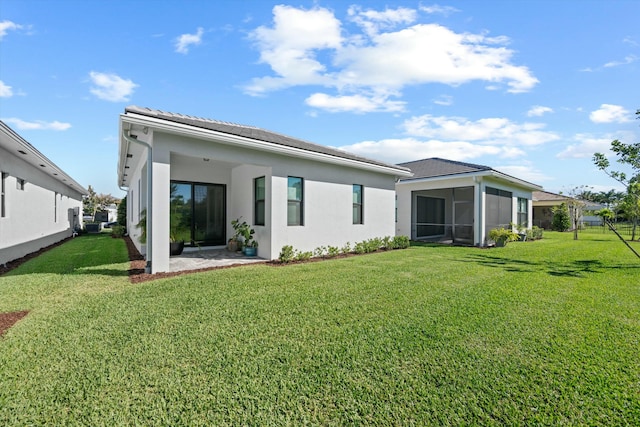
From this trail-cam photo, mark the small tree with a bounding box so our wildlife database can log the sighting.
[117,196,127,227]
[593,108,640,240]
[83,184,120,219]
[618,183,640,239]
[551,203,571,232]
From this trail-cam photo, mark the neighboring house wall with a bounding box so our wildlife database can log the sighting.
[0,123,87,266]
[396,160,538,246]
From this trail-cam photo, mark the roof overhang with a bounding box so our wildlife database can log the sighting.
[118,112,412,188]
[0,121,88,195]
[398,169,542,191]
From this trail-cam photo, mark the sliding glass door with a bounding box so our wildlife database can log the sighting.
[170,181,226,246]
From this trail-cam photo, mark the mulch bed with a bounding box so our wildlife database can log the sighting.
[0,310,29,337]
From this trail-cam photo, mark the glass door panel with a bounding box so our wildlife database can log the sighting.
[170,183,192,243]
[193,184,226,246]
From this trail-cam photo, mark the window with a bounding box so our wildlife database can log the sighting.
[485,186,513,237]
[1,172,6,217]
[54,192,58,222]
[353,184,363,224]
[287,176,303,226]
[517,197,528,227]
[16,178,25,191]
[254,176,265,226]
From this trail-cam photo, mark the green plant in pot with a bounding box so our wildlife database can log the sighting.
[136,209,147,244]
[488,227,519,247]
[231,217,258,256]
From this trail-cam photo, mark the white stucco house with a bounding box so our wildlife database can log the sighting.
[118,106,412,273]
[0,121,87,266]
[395,158,542,246]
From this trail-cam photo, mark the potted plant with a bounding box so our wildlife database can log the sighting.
[510,221,528,241]
[488,227,519,247]
[231,217,258,256]
[169,194,188,256]
[136,209,147,243]
[169,228,185,256]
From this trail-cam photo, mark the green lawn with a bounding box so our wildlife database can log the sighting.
[1,232,638,425]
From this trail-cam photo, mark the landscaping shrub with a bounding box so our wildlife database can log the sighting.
[552,203,571,231]
[341,242,351,255]
[392,235,410,249]
[313,246,327,258]
[294,250,313,261]
[111,225,125,238]
[327,246,340,258]
[532,225,544,240]
[278,245,295,263]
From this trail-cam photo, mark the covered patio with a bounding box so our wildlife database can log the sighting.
[169,247,265,272]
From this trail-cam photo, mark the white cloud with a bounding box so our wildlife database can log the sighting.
[336,112,560,164]
[433,95,453,106]
[348,5,417,37]
[420,4,460,16]
[2,118,71,131]
[305,92,405,113]
[527,105,553,117]
[245,5,538,110]
[89,71,138,102]
[175,27,204,54]
[0,20,23,40]
[589,104,631,124]
[494,164,551,183]
[557,130,637,159]
[339,137,519,164]
[556,133,614,159]
[0,80,12,97]
[603,54,637,68]
[402,114,559,146]
[245,5,342,96]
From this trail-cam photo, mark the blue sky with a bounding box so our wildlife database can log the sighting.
[1,0,638,197]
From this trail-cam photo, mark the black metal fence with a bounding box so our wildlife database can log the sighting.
[580,222,636,237]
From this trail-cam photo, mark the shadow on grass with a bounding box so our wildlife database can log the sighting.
[2,233,130,278]
[461,252,639,278]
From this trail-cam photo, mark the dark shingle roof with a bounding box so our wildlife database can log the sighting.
[397,157,491,180]
[124,106,410,173]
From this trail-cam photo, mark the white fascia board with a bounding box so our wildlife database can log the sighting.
[0,122,88,195]
[121,113,412,178]
[488,170,542,191]
[397,170,489,186]
[398,170,541,191]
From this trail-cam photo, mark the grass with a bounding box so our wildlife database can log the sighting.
[0,232,639,425]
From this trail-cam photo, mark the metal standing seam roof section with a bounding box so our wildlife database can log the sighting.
[123,106,412,173]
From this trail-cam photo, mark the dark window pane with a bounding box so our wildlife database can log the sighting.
[287,177,303,226]
[254,177,265,226]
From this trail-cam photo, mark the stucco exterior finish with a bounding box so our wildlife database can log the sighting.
[396,173,536,246]
[119,108,410,274]
[0,122,87,266]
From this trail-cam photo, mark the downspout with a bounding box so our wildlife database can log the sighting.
[122,130,153,273]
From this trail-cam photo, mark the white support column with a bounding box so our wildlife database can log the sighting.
[151,147,171,273]
[474,181,483,245]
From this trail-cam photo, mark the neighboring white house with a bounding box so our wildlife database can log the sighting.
[0,121,88,266]
[396,158,542,246]
[118,106,412,273]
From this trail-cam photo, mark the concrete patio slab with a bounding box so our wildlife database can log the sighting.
[169,248,265,272]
